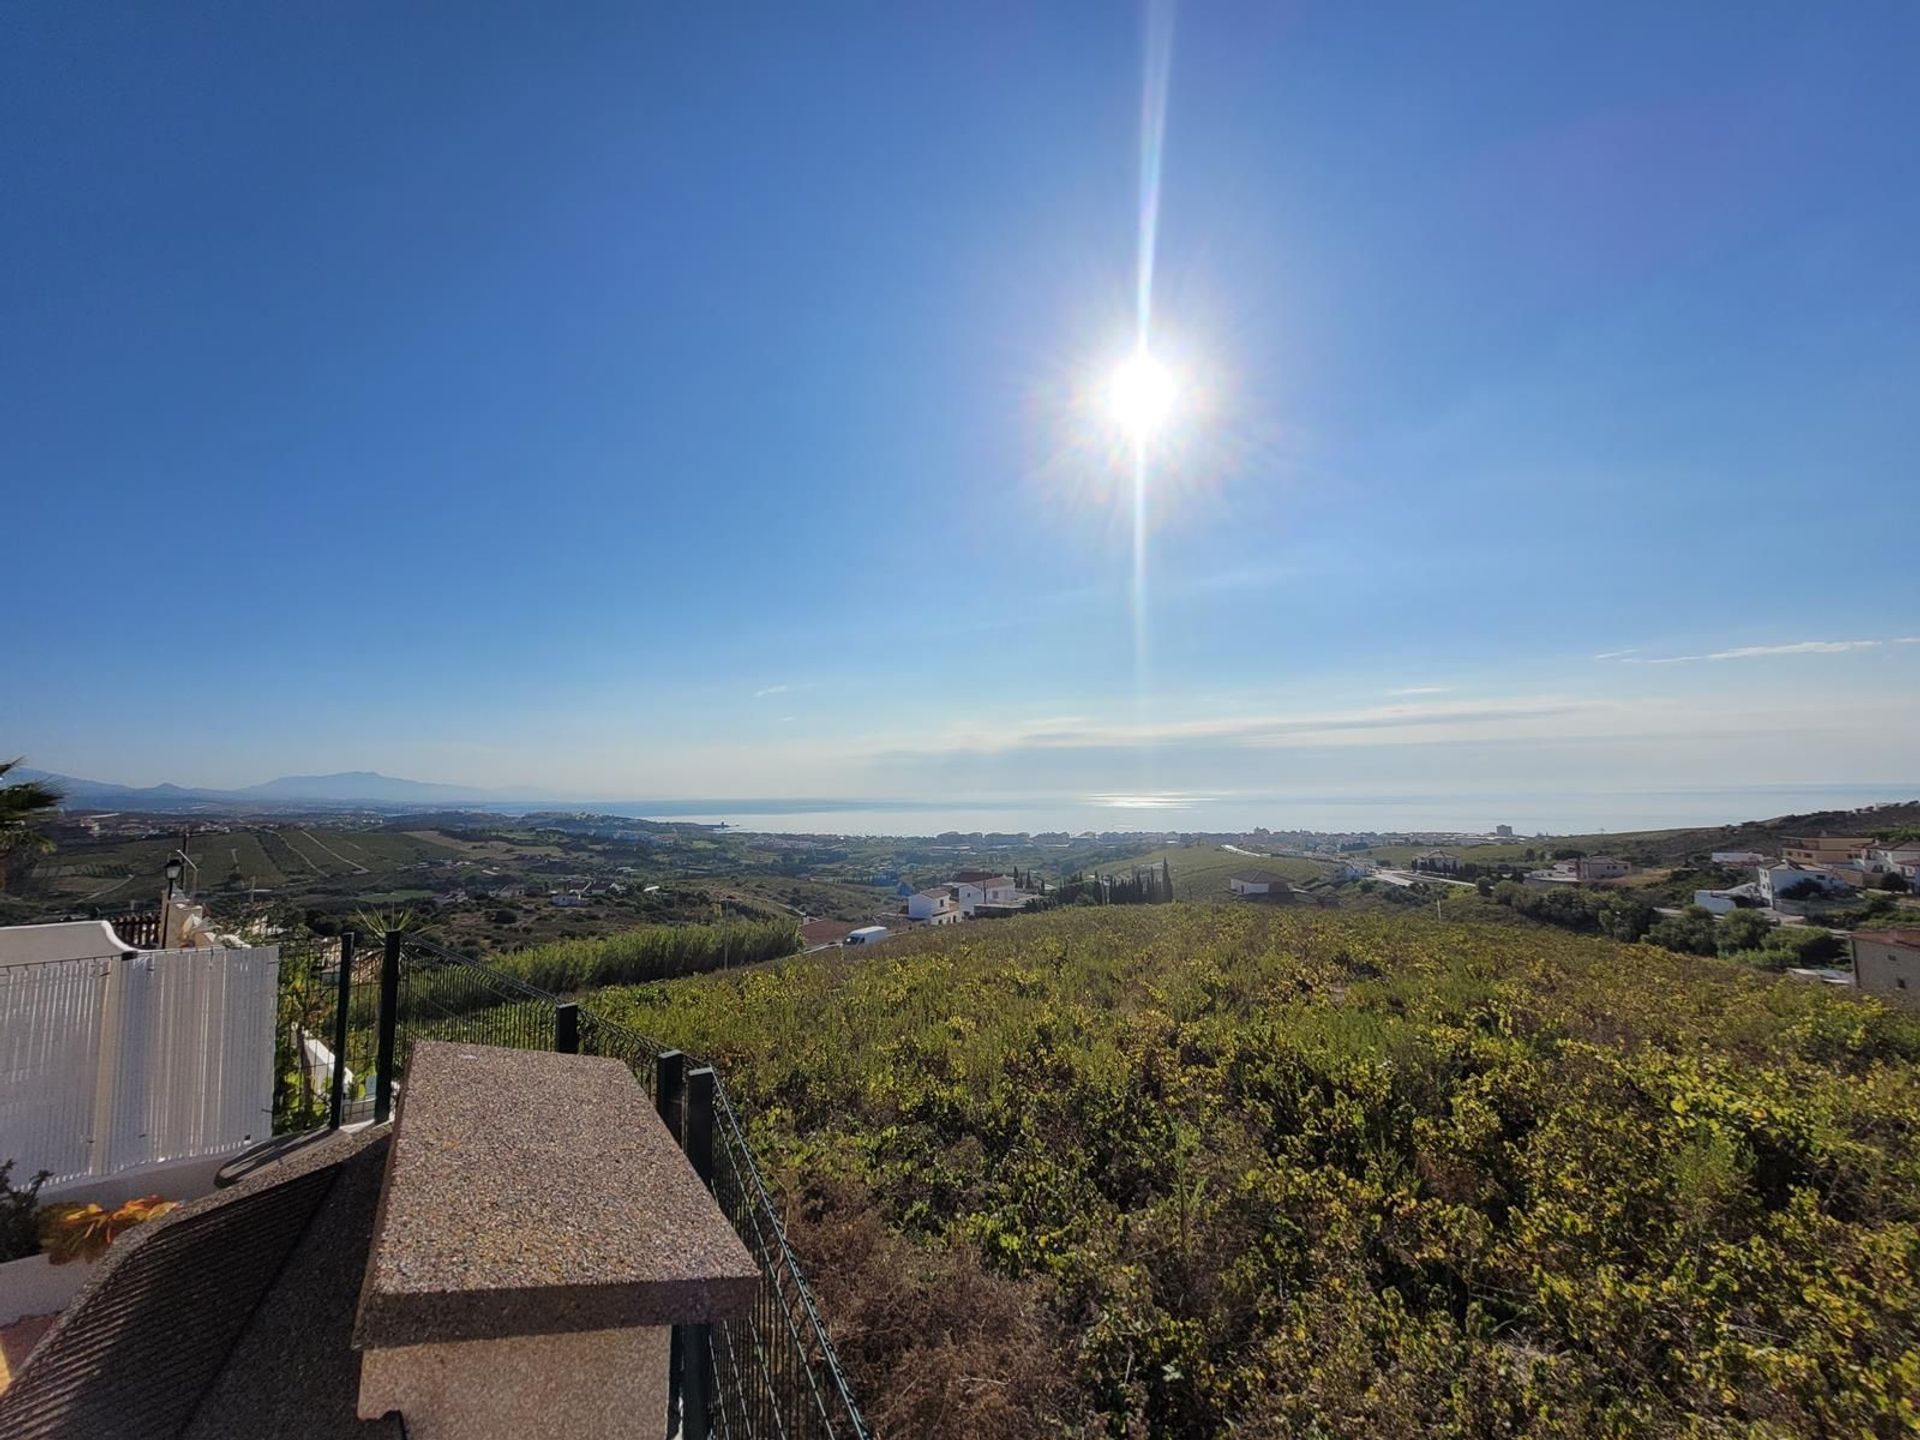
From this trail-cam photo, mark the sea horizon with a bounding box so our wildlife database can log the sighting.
[506,782,1920,840]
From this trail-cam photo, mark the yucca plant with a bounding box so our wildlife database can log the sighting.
[0,1159,51,1263]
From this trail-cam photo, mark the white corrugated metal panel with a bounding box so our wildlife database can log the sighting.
[0,944,280,1187]
[0,957,112,1183]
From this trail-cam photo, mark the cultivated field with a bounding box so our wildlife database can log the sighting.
[1108,843,1336,899]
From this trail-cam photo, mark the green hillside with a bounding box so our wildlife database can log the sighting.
[592,904,1920,1438]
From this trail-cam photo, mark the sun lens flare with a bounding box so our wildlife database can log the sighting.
[1107,349,1178,442]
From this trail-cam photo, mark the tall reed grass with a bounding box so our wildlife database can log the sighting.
[393,918,803,1023]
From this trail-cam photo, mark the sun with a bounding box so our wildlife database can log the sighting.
[1106,348,1178,442]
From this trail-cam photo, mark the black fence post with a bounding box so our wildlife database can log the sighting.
[327,931,356,1130]
[554,1002,579,1055]
[684,1067,715,1188]
[374,930,401,1124]
[680,1066,718,1439]
[656,1050,686,1142]
[682,1322,713,1440]
[653,1049,693,1436]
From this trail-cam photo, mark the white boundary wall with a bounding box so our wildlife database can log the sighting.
[0,945,280,1188]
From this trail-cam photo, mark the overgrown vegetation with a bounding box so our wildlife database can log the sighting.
[1486,877,1660,940]
[1483,880,1863,971]
[589,905,1920,1437]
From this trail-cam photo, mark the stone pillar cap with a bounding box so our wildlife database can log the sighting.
[353,1041,758,1350]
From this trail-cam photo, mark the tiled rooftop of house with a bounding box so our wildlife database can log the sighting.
[0,1126,398,1440]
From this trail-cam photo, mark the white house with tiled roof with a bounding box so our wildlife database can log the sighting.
[906,887,961,924]
[953,873,1016,913]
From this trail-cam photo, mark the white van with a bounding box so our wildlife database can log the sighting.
[844,925,890,947]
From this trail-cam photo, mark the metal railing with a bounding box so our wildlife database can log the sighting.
[288,932,870,1440]
[707,1081,868,1440]
[108,911,162,949]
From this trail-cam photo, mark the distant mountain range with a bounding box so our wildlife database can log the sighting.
[19,768,534,810]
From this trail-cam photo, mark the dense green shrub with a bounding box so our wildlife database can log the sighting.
[585,906,1920,1437]
[1490,878,1655,941]
[1716,906,1773,952]
[1646,905,1720,956]
[1762,924,1847,968]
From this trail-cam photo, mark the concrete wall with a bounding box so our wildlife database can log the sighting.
[360,1325,669,1440]
[1853,939,1920,1007]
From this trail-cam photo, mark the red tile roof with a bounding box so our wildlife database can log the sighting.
[1854,930,1920,951]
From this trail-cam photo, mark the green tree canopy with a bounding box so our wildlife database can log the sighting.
[0,758,62,890]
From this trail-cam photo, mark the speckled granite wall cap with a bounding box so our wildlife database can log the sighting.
[352,1041,758,1350]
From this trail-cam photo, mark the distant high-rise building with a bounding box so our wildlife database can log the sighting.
[1494,824,1514,838]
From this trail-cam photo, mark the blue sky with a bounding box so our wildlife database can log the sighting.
[6,2,1917,824]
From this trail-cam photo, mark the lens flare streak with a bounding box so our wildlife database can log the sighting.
[1135,0,1176,349]
[1130,1,1177,783]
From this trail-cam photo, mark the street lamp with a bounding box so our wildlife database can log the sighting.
[163,855,184,947]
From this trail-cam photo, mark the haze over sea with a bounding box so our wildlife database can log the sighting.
[577,784,1918,838]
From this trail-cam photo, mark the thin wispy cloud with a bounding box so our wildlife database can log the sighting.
[1624,639,1888,665]
[752,683,812,699]
[886,695,1604,761]
[1387,685,1451,696]
[1593,649,1637,661]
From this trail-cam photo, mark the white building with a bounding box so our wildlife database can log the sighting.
[1228,870,1291,897]
[906,887,961,924]
[1576,856,1631,881]
[1758,864,1854,907]
[1711,850,1768,866]
[1694,884,1764,916]
[1863,846,1920,880]
[1414,850,1461,874]
[952,872,1018,914]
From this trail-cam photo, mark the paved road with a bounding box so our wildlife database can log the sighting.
[1375,867,1476,890]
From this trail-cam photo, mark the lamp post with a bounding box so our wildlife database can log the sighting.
[163,854,184,948]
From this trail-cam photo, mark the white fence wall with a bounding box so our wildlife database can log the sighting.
[0,945,280,1188]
